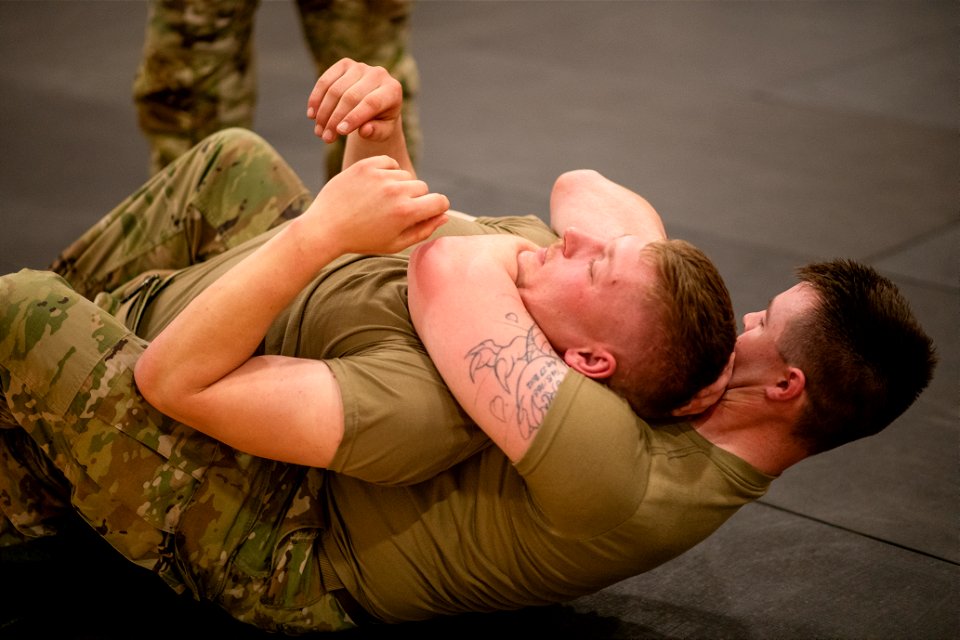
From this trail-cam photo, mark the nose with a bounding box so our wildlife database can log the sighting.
[742,310,761,331]
[562,227,604,257]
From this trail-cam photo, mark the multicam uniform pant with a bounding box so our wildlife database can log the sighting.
[0,129,358,633]
[133,0,421,178]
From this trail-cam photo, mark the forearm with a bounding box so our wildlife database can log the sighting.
[343,115,414,175]
[134,215,341,411]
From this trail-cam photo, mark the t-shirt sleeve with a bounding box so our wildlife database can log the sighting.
[473,215,559,246]
[325,344,492,486]
[514,371,651,539]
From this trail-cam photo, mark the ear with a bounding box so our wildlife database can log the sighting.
[563,347,616,380]
[765,366,806,402]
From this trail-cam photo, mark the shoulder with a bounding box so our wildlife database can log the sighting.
[514,372,648,536]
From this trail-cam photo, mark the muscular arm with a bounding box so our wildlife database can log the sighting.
[408,235,568,462]
[135,157,448,466]
[550,169,666,242]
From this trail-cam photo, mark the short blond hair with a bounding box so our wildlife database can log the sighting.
[608,239,736,417]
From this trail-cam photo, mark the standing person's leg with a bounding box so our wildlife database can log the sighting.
[132,0,261,174]
[51,128,312,301]
[296,0,422,178]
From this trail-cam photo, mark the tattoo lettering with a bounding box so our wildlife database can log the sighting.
[465,314,564,439]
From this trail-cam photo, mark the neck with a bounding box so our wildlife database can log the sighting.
[691,391,805,476]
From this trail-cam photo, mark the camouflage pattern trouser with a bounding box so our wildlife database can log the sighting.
[0,129,358,633]
[50,127,312,301]
[133,0,421,178]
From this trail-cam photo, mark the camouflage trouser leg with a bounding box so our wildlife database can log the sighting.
[296,0,421,178]
[0,270,357,632]
[133,0,261,174]
[0,428,72,546]
[50,127,312,301]
[184,463,359,633]
[0,270,215,575]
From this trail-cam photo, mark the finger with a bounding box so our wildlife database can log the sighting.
[376,172,428,195]
[343,155,402,178]
[336,84,401,139]
[404,179,431,198]
[315,72,363,141]
[397,212,449,248]
[361,154,402,171]
[325,77,387,139]
[313,65,368,142]
[410,192,451,221]
[306,58,353,119]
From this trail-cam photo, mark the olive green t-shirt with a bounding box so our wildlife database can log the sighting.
[324,372,774,623]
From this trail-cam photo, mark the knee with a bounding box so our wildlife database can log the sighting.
[215,126,267,147]
[0,269,81,336]
[0,269,73,301]
[0,269,79,373]
[208,127,275,160]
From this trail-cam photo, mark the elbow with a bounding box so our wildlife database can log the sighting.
[133,349,177,415]
[550,170,604,229]
[551,169,601,200]
[555,169,602,186]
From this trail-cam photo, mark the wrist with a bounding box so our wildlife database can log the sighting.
[344,115,412,174]
[285,215,348,268]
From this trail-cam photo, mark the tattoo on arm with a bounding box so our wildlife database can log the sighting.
[465,313,564,439]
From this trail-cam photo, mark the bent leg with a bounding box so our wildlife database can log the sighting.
[0,271,354,629]
[51,128,312,300]
[0,270,217,587]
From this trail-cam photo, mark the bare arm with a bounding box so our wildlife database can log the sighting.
[408,235,567,462]
[135,156,449,466]
[307,58,414,175]
[550,169,666,242]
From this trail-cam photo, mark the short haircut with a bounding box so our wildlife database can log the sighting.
[608,239,736,417]
[780,259,937,454]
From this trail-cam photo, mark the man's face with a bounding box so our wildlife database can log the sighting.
[515,228,657,353]
[730,283,819,387]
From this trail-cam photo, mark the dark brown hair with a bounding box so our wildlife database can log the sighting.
[780,259,937,454]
